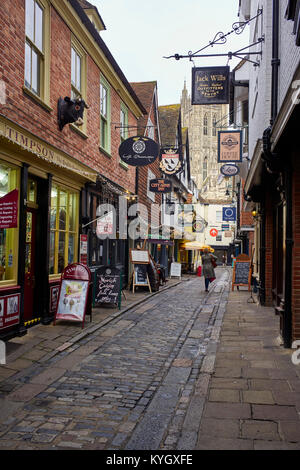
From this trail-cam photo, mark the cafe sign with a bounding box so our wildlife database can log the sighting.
[192,66,230,105]
[218,131,243,163]
[149,178,172,193]
[119,136,159,166]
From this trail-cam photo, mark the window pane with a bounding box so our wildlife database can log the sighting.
[25,42,31,89]
[50,186,57,230]
[25,0,34,41]
[0,163,18,282]
[35,2,43,51]
[101,117,106,148]
[69,193,77,232]
[76,53,81,91]
[59,190,67,231]
[31,48,40,95]
[58,232,65,273]
[49,231,55,274]
[71,48,76,87]
[100,84,107,117]
[68,233,74,264]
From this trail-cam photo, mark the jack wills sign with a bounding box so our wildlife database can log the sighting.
[192,66,230,105]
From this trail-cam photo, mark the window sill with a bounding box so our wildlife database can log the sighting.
[99,147,112,159]
[70,123,88,139]
[23,86,52,113]
[119,160,129,171]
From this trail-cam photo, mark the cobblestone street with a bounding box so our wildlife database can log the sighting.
[0,269,230,450]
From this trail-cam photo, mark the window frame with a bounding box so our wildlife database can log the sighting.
[24,0,50,107]
[49,184,79,278]
[70,37,87,135]
[100,76,111,154]
[203,113,208,136]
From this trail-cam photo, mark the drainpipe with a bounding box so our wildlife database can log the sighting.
[283,166,293,347]
[270,0,280,125]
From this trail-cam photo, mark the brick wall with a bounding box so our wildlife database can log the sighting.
[0,0,137,193]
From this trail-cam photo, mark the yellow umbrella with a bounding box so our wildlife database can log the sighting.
[182,242,214,252]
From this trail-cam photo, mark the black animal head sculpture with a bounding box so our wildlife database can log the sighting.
[58,96,89,131]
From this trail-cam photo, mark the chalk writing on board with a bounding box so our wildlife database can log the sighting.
[95,267,121,305]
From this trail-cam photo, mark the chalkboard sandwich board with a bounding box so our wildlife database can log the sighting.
[232,254,252,291]
[132,264,152,294]
[95,266,121,309]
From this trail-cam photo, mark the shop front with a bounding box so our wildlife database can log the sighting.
[0,116,97,340]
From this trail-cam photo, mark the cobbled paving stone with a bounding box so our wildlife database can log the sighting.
[0,270,230,449]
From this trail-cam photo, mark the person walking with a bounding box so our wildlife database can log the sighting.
[201,248,218,292]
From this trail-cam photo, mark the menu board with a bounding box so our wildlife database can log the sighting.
[130,249,150,265]
[56,280,89,322]
[0,293,20,330]
[134,265,148,286]
[95,266,121,307]
[170,262,182,279]
[232,255,252,291]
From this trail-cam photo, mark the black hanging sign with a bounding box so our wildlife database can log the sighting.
[149,178,172,193]
[192,66,230,105]
[119,136,159,166]
[94,266,121,309]
[159,148,182,175]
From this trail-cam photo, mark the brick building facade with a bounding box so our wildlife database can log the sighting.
[0,0,145,339]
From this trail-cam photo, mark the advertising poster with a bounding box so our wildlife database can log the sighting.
[0,189,18,229]
[56,279,89,322]
[0,294,20,330]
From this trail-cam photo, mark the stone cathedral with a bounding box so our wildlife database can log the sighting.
[180,82,230,201]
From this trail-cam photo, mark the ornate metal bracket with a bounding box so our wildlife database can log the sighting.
[164,9,263,67]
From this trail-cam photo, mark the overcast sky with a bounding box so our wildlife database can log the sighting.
[92,0,249,106]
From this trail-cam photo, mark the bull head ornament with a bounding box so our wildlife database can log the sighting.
[58,96,89,131]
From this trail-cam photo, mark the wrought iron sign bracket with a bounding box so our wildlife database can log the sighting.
[164,9,264,67]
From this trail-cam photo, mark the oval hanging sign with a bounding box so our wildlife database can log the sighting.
[119,136,159,167]
[149,178,172,193]
[220,163,240,177]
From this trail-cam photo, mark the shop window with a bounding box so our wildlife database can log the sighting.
[100,77,111,153]
[0,163,20,284]
[24,0,50,105]
[49,185,79,275]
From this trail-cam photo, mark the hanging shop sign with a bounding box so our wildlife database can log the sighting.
[220,163,240,176]
[149,178,172,193]
[119,136,159,166]
[192,66,230,105]
[54,263,91,329]
[223,207,237,222]
[218,131,243,163]
[0,189,18,229]
[0,293,20,330]
[94,266,122,309]
[159,148,182,175]
[96,211,114,237]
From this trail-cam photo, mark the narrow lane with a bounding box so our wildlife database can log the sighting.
[0,268,231,450]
